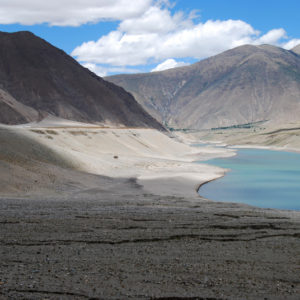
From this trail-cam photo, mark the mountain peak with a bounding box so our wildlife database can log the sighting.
[107,43,300,130]
[0,31,164,130]
[0,30,36,38]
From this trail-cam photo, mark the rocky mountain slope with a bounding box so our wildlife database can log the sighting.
[292,44,300,55]
[0,31,164,130]
[107,44,300,129]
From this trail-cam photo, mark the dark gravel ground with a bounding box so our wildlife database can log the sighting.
[0,179,300,300]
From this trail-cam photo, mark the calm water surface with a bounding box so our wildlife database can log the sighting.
[199,148,300,210]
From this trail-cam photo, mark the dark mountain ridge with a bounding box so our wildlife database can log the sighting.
[0,31,164,130]
[107,44,300,129]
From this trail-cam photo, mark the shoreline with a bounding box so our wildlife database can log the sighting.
[3,119,300,210]
[2,120,300,212]
[0,121,235,200]
[231,143,300,154]
[195,145,300,212]
[196,173,226,198]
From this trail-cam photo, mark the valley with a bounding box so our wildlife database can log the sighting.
[0,30,300,299]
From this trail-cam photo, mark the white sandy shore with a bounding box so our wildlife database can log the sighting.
[1,117,235,197]
[230,144,300,154]
[178,122,300,153]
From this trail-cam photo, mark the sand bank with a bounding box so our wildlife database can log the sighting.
[179,122,300,153]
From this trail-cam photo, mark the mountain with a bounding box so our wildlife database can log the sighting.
[292,44,300,55]
[107,44,300,129]
[0,31,164,130]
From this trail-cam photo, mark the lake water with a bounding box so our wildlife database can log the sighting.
[199,148,300,210]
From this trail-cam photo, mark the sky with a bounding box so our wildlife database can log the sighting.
[0,0,299,76]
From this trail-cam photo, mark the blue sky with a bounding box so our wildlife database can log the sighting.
[0,0,299,76]
[174,0,300,38]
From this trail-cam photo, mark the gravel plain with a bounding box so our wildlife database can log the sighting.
[1,175,300,300]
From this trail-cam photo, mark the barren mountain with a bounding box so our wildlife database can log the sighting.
[292,44,300,55]
[0,31,164,130]
[107,44,300,129]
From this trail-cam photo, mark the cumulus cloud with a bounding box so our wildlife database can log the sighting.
[82,63,108,77]
[254,28,286,45]
[0,0,152,26]
[72,17,260,66]
[151,59,188,72]
[1,0,298,76]
[50,0,298,75]
[74,0,296,70]
[82,63,141,77]
[283,39,300,50]
[251,29,300,50]
[119,6,192,34]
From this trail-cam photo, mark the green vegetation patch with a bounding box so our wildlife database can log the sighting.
[211,120,267,131]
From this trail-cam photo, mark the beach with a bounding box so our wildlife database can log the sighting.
[0,117,235,198]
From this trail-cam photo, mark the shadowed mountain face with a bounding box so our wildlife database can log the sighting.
[0,31,164,130]
[107,44,300,129]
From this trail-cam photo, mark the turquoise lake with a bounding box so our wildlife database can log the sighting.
[198,148,300,210]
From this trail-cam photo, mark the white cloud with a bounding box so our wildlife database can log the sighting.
[282,39,300,50]
[151,59,188,72]
[254,28,286,45]
[72,18,261,66]
[1,0,298,76]
[119,6,192,34]
[251,29,300,50]
[253,29,300,50]
[82,63,141,77]
[0,0,152,26]
[71,2,300,73]
[82,63,108,77]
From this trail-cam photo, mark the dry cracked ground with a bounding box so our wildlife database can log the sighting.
[0,177,300,300]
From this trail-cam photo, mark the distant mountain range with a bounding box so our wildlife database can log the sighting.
[0,31,164,130]
[107,44,300,129]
